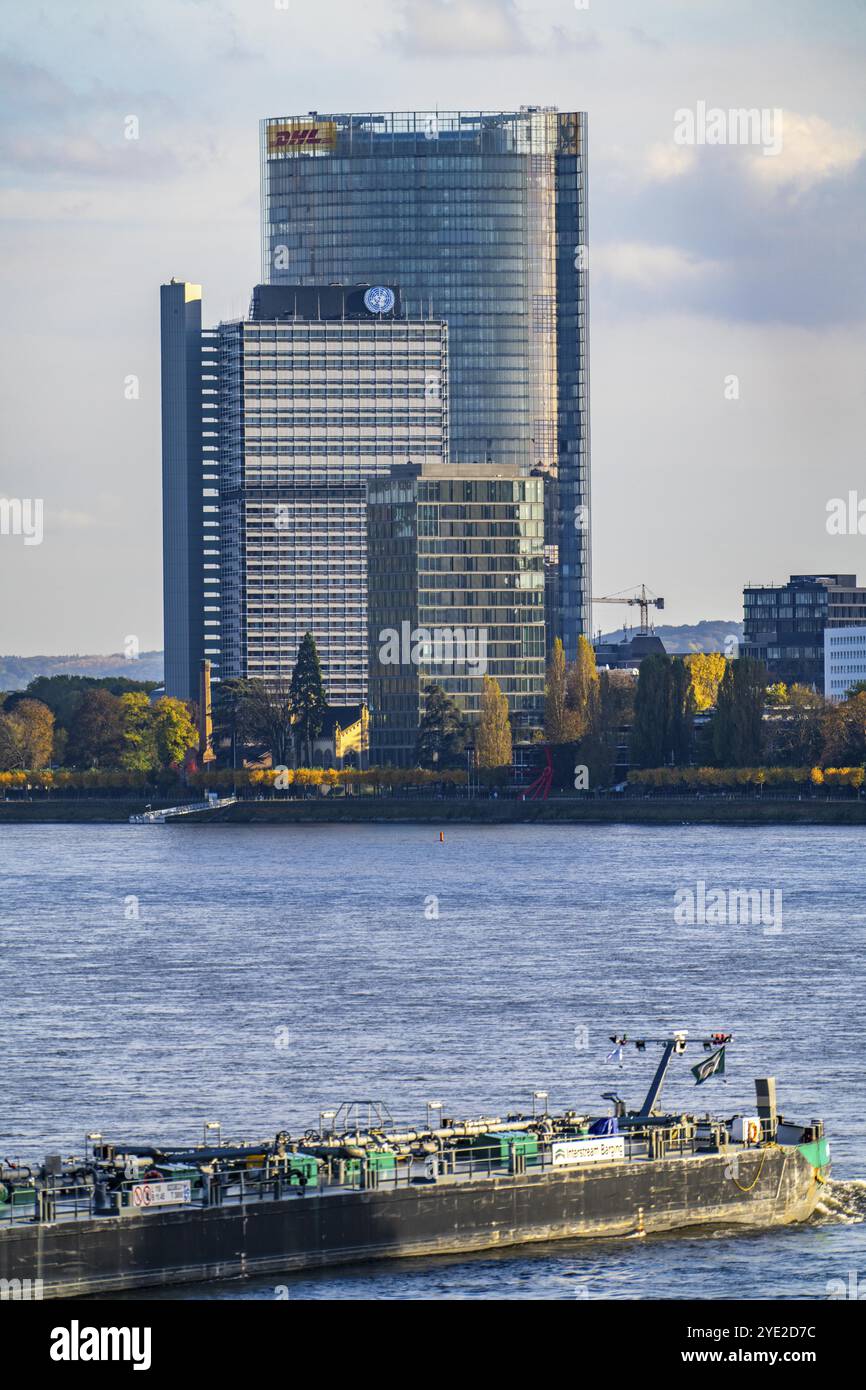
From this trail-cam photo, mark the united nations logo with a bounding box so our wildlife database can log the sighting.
[364,286,396,314]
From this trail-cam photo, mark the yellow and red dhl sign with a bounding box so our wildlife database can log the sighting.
[267,121,337,154]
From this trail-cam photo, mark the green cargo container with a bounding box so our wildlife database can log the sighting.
[286,1154,320,1186]
[464,1131,540,1168]
[344,1150,397,1180]
[0,1185,36,1208]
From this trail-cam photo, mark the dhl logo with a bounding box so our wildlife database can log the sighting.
[267,121,337,153]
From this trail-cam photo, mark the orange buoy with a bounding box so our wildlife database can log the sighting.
[439,831,445,842]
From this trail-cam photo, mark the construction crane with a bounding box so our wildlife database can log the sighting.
[593,584,665,638]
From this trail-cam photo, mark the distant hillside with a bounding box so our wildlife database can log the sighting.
[599,621,744,655]
[1,625,743,690]
[0,651,164,691]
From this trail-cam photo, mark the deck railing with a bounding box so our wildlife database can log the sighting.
[0,1123,744,1227]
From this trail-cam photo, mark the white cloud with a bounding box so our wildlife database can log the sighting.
[593,242,719,290]
[749,110,866,188]
[645,141,697,181]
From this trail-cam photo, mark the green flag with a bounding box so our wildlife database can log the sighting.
[691,1046,726,1085]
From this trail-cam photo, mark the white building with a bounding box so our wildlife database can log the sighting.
[824,625,866,701]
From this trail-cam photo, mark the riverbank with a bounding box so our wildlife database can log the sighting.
[3,796,866,825]
[179,797,866,826]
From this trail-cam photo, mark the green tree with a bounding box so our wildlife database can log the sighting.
[475,676,512,768]
[712,657,766,766]
[416,684,467,769]
[66,689,125,768]
[598,669,636,730]
[7,674,157,731]
[290,632,329,766]
[8,698,54,768]
[631,655,693,768]
[152,697,198,767]
[544,638,569,743]
[120,692,158,772]
[565,634,600,739]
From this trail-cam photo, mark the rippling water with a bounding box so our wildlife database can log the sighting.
[1,822,864,1299]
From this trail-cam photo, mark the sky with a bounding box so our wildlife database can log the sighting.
[1,0,865,654]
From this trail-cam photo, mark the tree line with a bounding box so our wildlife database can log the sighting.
[0,676,196,773]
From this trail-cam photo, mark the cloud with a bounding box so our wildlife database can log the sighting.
[396,0,526,56]
[750,111,866,189]
[593,242,719,291]
[645,141,697,181]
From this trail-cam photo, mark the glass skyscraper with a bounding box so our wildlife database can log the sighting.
[260,108,590,657]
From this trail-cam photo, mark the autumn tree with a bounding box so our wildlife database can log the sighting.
[544,638,569,742]
[475,676,512,768]
[0,712,22,770]
[565,634,600,739]
[152,697,198,767]
[685,652,727,712]
[120,692,158,771]
[7,698,54,768]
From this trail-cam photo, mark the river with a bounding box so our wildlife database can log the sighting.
[1,822,864,1299]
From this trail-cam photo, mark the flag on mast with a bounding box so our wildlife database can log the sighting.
[691,1046,726,1084]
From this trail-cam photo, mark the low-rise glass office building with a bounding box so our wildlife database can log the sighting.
[367,462,546,765]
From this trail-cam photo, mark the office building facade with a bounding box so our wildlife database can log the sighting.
[216,285,447,701]
[824,626,866,702]
[260,109,590,658]
[367,462,546,765]
[743,574,866,687]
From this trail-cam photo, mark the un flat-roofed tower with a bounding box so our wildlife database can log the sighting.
[260,108,591,657]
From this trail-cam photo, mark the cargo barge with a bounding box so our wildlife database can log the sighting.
[0,1033,830,1299]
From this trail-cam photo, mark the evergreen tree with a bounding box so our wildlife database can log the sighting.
[565,634,600,739]
[712,657,766,766]
[475,676,512,768]
[290,633,329,766]
[416,684,467,769]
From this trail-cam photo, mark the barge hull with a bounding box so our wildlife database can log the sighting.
[0,1148,819,1299]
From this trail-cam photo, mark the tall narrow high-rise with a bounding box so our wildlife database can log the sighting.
[260,108,591,658]
[160,280,220,701]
